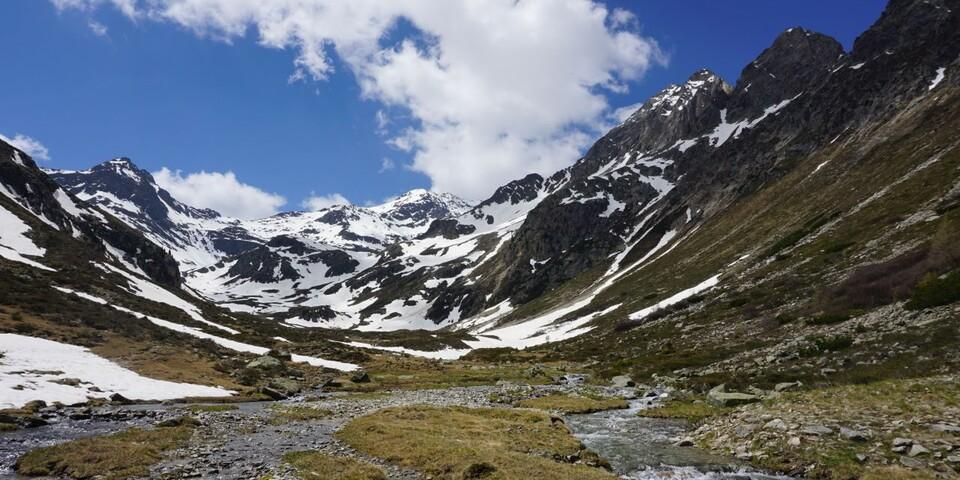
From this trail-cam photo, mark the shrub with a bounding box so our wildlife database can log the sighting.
[905,271,960,310]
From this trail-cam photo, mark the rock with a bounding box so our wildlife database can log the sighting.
[350,371,371,383]
[611,375,635,388]
[109,393,131,404]
[707,384,760,407]
[51,377,82,387]
[764,419,788,431]
[930,423,960,434]
[839,427,870,442]
[266,349,292,361]
[246,356,284,371]
[908,444,931,457]
[899,456,924,469]
[787,437,801,447]
[17,416,48,428]
[946,455,960,464]
[892,446,909,454]
[674,437,695,447]
[524,364,545,378]
[267,377,301,395]
[856,454,869,463]
[893,437,914,447]
[22,400,46,412]
[735,424,759,438]
[158,416,203,428]
[774,381,802,392]
[802,425,833,436]
[260,386,288,400]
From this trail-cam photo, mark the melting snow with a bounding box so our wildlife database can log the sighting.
[0,205,55,271]
[54,287,358,371]
[929,67,946,90]
[99,263,240,335]
[0,333,232,408]
[628,274,721,321]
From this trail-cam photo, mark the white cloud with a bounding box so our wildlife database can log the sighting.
[88,20,108,37]
[0,133,51,161]
[301,193,350,211]
[610,101,644,123]
[54,0,667,199]
[152,167,286,219]
[378,157,395,173]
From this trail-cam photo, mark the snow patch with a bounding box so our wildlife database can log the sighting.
[0,333,232,408]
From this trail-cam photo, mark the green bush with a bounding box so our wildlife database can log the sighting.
[905,271,960,310]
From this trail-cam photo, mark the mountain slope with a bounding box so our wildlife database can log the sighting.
[1,139,367,405]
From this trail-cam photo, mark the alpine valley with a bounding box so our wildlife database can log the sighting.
[2,0,960,479]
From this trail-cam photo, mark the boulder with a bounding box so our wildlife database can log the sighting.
[930,423,960,434]
[266,349,292,362]
[22,400,47,412]
[611,375,635,388]
[268,377,302,396]
[260,386,288,400]
[802,425,833,436]
[707,385,760,407]
[764,419,788,431]
[246,356,284,371]
[908,444,930,457]
[109,393,131,404]
[774,381,802,392]
[839,427,870,442]
[351,371,371,383]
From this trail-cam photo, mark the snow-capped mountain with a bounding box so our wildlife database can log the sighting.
[48,159,254,271]
[40,0,960,355]
[50,160,474,321]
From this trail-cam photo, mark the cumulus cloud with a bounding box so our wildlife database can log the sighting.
[610,102,644,123]
[153,167,286,219]
[54,0,667,199]
[88,20,108,37]
[301,193,350,211]
[0,133,51,161]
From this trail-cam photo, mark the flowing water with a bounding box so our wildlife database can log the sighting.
[566,395,789,480]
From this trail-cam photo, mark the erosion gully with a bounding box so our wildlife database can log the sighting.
[0,384,785,480]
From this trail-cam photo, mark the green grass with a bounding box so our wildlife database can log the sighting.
[0,422,19,432]
[338,406,615,480]
[284,451,386,480]
[15,425,194,479]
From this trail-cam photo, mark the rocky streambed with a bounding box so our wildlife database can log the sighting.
[0,384,787,479]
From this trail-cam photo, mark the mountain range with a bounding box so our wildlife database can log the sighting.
[3,0,959,366]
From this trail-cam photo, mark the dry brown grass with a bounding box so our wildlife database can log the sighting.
[337,405,615,480]
[284,451,387,480]
[15,425,193,479]
[517,393,628,414]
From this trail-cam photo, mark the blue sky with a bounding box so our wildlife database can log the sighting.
[1,1,885,217]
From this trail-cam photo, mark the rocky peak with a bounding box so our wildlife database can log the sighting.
[477,173,545,207]
[51,158,220,223]
[727,27,844,120]
[371,189,470,226]
[602,69,731,154]
[853,0,958,60]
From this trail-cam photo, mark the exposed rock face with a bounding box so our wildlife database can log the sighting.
[1,142,181,287]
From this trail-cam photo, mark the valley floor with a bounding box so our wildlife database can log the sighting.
[3,368,958,479]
